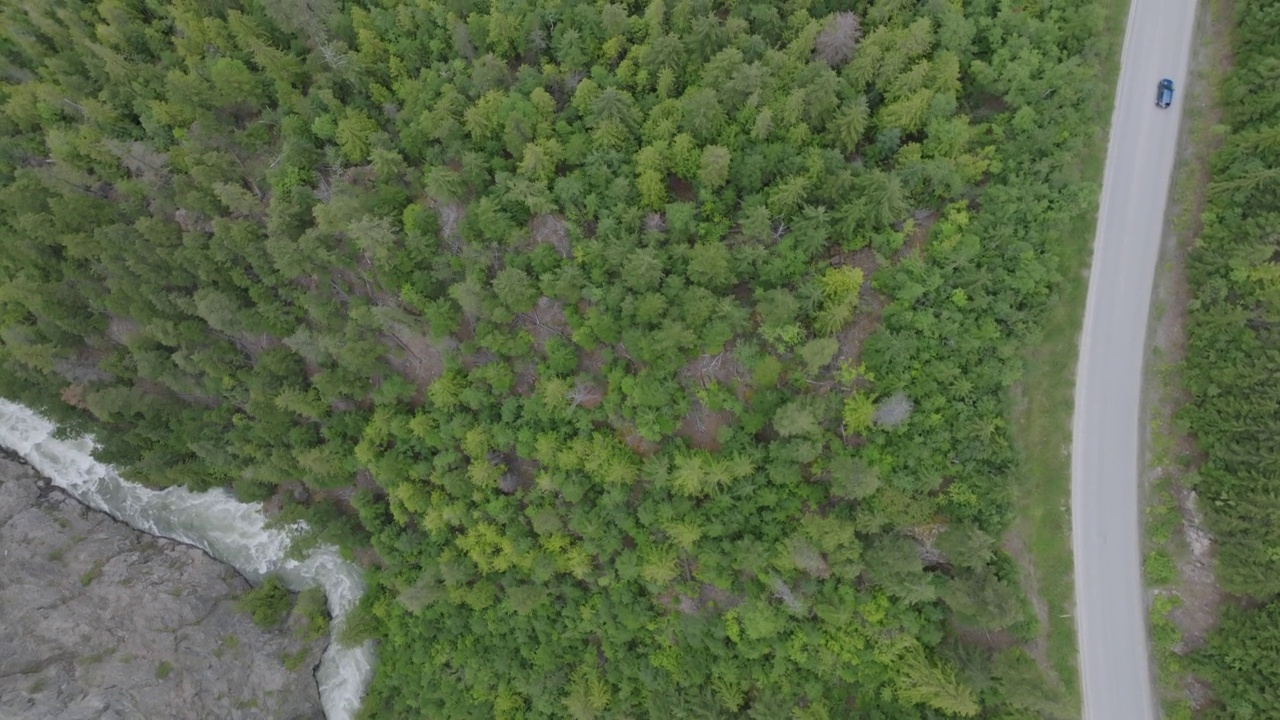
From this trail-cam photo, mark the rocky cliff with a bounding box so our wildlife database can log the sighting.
[0,453,326,720]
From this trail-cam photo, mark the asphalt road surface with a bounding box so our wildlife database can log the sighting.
[1071,0,1199,718]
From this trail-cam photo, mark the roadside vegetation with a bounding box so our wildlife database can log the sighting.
[1141,0,1232,715]
[1007,0,1131,701]
[1177,0,1280,716]
[1,0,1116,716]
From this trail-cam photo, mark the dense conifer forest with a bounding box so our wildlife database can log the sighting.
[0,0,1113,717]
[1184,0,1280,715]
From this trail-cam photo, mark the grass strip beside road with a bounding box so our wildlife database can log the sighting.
[1006,0,1133,706]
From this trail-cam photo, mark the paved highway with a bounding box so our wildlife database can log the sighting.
[1071,0,1199,718]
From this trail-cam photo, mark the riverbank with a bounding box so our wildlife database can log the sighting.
[0,400,375,720]
[0,451,326,718]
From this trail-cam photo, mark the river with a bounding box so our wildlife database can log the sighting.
[0,398,374,720]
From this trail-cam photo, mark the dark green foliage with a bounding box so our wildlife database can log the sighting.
[238,575,292,629]
[0,0,1117,716]
[1180,0,1280,711]
[1196,602,1280,719]
[1182,0,1280,598]
[295,586,331,641]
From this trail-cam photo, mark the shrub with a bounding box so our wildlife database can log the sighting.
[294,586,330,641]
[1144,550,1178,586]
[237,574,292,629]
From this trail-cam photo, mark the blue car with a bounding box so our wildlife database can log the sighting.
[1156,79,1174,108]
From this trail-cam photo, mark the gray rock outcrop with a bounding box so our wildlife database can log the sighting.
[0,454,325,720]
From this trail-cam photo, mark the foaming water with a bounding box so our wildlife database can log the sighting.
[0,399,374,720]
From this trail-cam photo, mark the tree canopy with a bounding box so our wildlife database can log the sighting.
[0,0,1115,717]
[1183,0,1280,714]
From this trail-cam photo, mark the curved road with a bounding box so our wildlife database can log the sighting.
[1071,0,1199,718]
